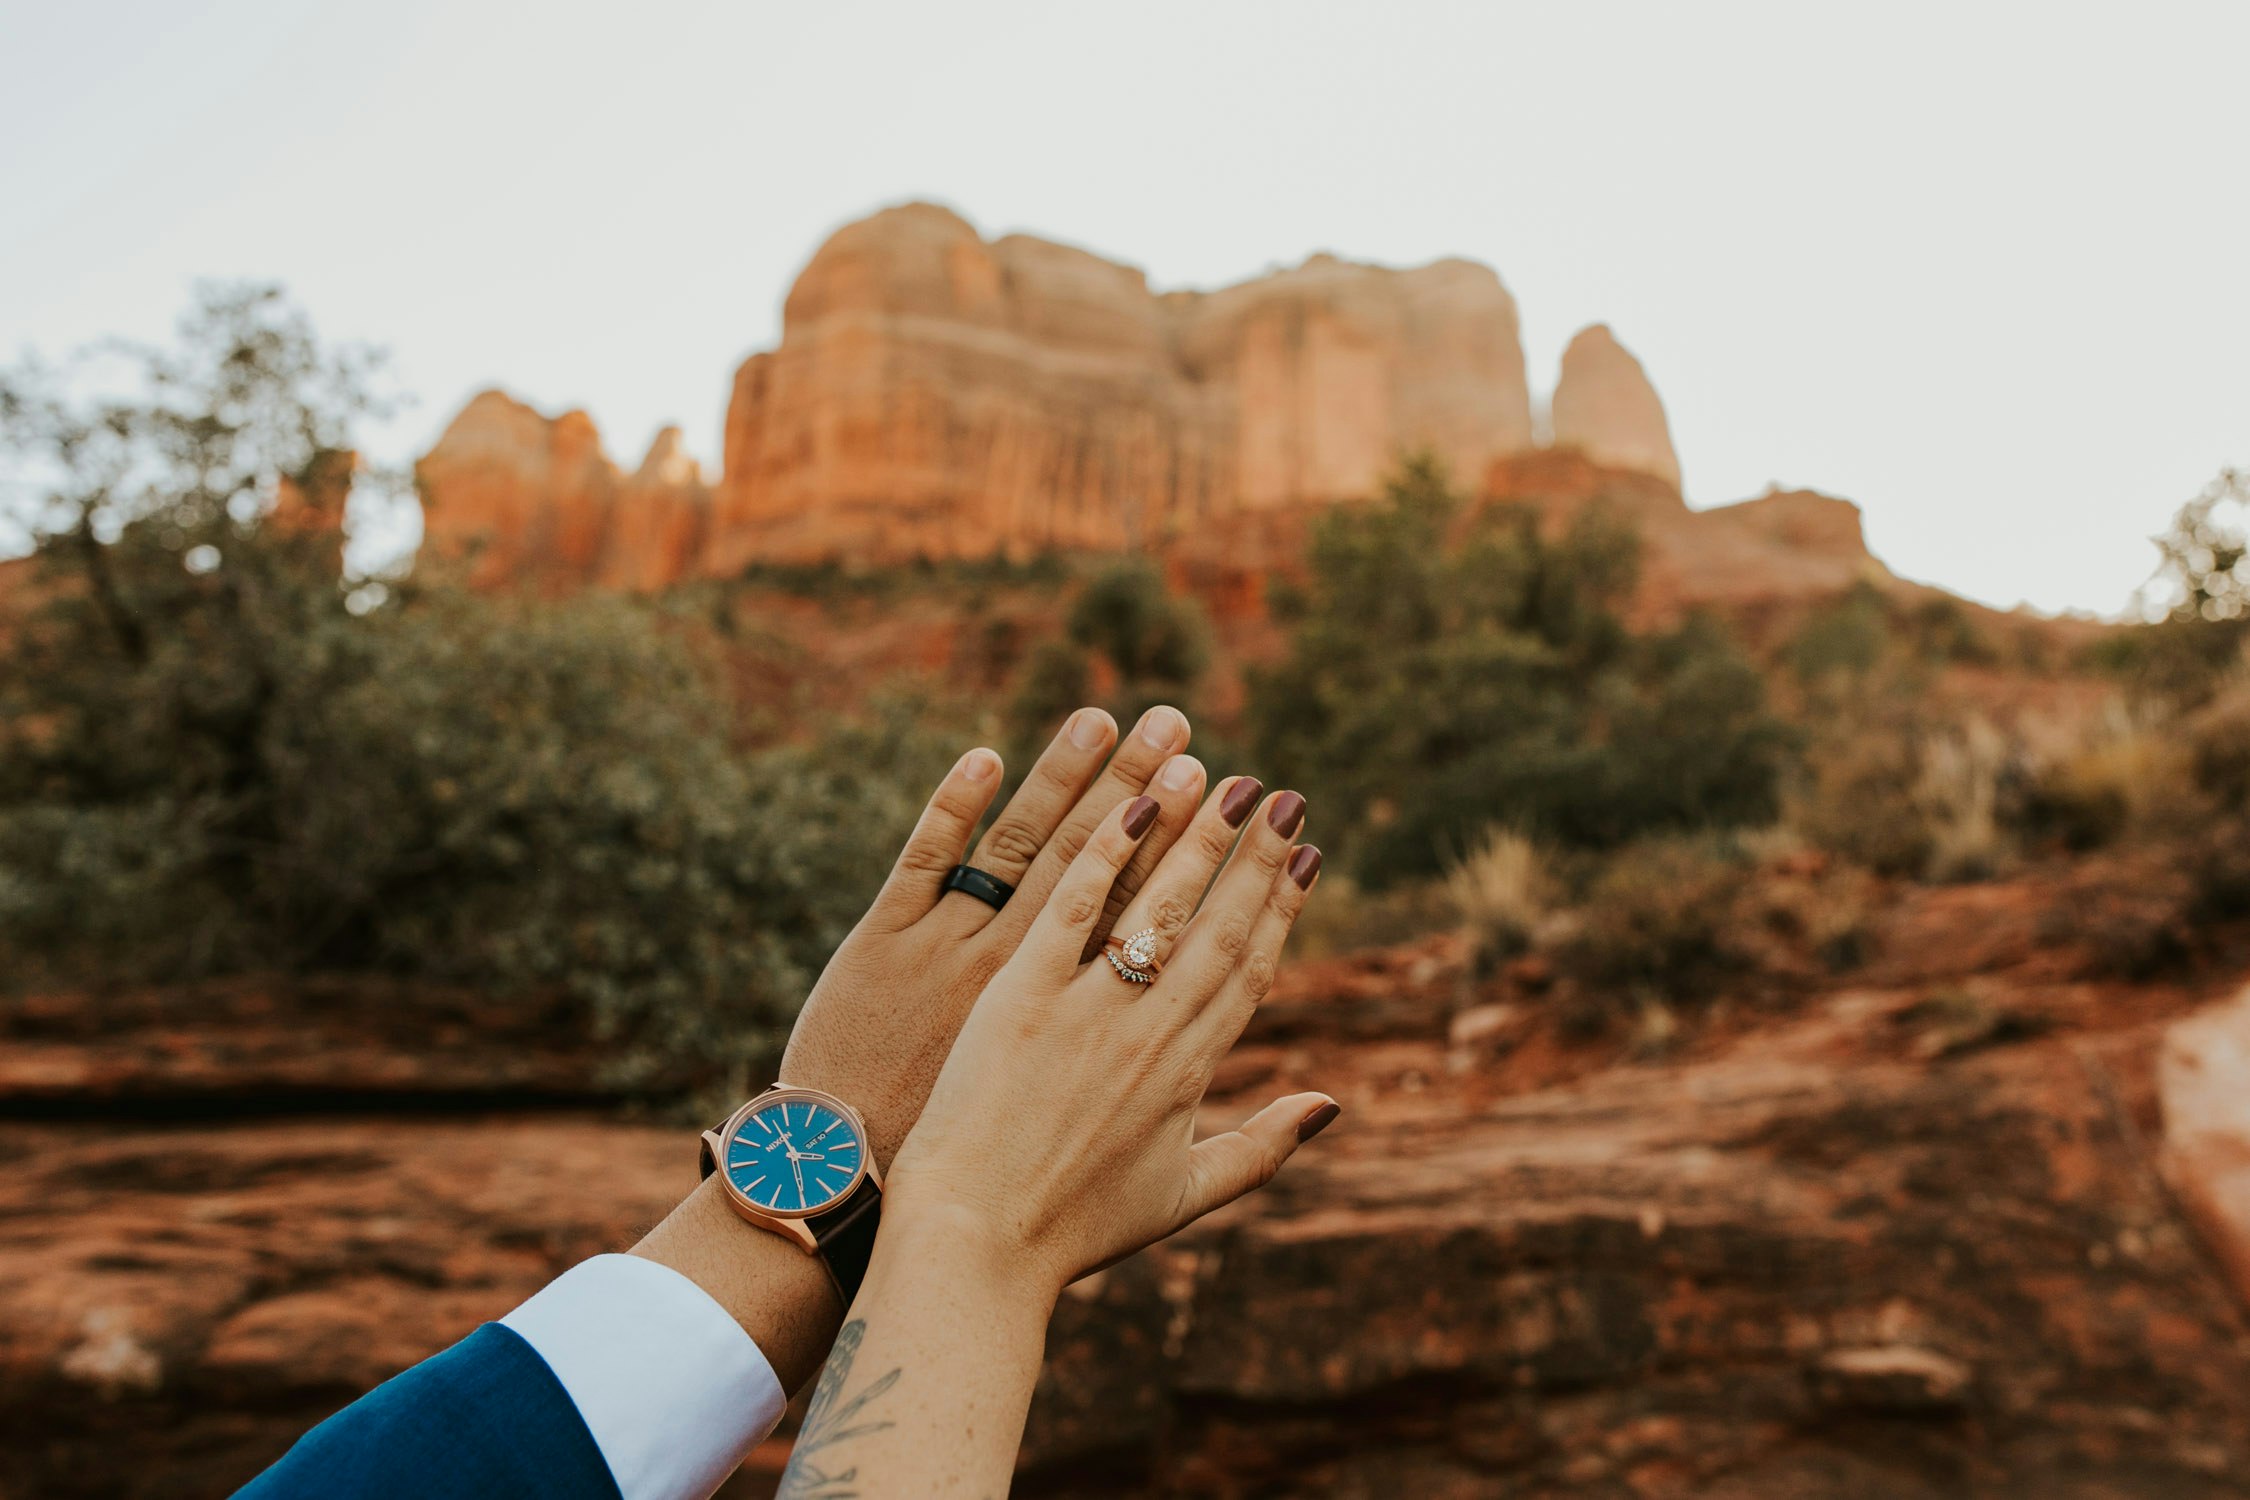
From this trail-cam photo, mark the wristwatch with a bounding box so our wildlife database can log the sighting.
[698,1085,884,1305]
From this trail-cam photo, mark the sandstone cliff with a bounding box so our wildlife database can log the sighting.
[417,204,1540,582]
[408,206,1906,620]
[1550,322,1682,489]
[707,203,1535,569]
[416,391,708,591]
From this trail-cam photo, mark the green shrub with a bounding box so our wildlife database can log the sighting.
[1785,584,1891,683]
[1004,556,1209,756]
[1553,835,1753,1004]
[1248,455,1792,886]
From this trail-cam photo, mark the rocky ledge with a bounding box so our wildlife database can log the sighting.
[6,880,2250,1498]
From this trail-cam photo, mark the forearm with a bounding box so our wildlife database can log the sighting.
[779,1207,1054,1499]
[630,1174,844,1393]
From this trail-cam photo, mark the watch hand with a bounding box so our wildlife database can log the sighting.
[790,1156,807,1200]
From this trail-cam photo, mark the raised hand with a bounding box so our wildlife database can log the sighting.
[888,775,1329,1292]
[778,704,1206,1168]
[774,780,1331,1499]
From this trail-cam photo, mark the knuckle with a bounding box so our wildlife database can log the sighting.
[1240,948,1279,1003]
[982,819,1047,869]
[895,841,955,876]
[1200,816,1242,860]
[931,779,983,818]
[1055,881,1107,929]
[1148,890,1198,939]
[1212,914,1256,963]
[1046,814,1095,866]
[1107,853,1154,904]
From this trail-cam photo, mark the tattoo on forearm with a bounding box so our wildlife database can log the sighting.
[777,1318,902,1500]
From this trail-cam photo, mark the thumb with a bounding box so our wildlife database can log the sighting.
[1177,1092,1341,1228]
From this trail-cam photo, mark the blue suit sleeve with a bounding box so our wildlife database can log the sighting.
[236,1323,623,1500]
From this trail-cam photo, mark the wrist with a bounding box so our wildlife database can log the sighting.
[873,1191,1067,1317]
[630,1174,843,1391]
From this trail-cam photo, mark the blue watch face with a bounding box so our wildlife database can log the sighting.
[724,1097,863,1214]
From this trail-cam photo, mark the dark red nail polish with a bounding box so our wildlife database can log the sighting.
[1267,790,1305,838]
[1297,1101,1341,1142]
[1122,795,1160,838]
[1220,776,1264,828]
[1287,845,1322,890]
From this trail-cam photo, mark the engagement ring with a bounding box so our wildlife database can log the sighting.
[1103,927,1162,983]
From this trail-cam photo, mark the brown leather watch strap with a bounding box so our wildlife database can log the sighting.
[806,1175,883,1305]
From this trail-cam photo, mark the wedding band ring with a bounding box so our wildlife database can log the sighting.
[942,864,1014,911]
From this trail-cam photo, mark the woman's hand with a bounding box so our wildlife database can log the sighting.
[780,703,1206,1169]
[885,774,1332,1296]
[771,779,1331,1500]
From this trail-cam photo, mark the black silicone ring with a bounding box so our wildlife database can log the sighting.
[942,863,1015,911]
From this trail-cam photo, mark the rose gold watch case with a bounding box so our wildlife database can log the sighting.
[699,1085,881,1255]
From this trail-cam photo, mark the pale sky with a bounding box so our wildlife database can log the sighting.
[4,0,2245,615]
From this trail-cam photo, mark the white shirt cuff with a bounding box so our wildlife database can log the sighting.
[501,1253,787,1500]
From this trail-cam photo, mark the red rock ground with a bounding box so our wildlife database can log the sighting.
[6,876,2250,1499]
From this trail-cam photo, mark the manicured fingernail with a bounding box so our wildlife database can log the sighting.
[1220,776,1264,827]
[1159,754,1204,792]
[1137,705,1186,750]
[1267,790,1306,838]
[1122,795,1160,838]
[1288,845,1322,890]
[1297,1101,1341,1142]
[1069,707,1114,751]
[959,747,1000,783]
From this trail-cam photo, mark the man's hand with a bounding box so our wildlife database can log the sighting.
[633,704,1210,1389]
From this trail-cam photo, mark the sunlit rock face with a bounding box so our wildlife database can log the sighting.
[1549,323,1682,490]
[597,428,710,592]
[416,390,619,589]
[706,202,1536,570]
[416,393,706,591]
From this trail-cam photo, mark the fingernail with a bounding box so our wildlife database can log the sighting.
[1267,790,1306,838]
[1220,776,1264,827]
[1137,705,1186,750]
[1297,1101,1341,1142]
[1288,845,1322,890]
[1159,754,1204,792]
[1122,795,1160,838]
[1069,707,1115,751]
[959,747,1000,783]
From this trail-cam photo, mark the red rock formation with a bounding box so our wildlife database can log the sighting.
[707,202,1534,569]
[1482,448,1889,624]
[416,390,620,589]
[11,874,2250,1497]
[597,427,711,592]
[416,392,710,592]
[1550,323,1682,490]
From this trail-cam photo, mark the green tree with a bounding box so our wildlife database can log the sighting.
[1004,557,1210,752]
[0,287,941,1091]
[1248,454,1791,885]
